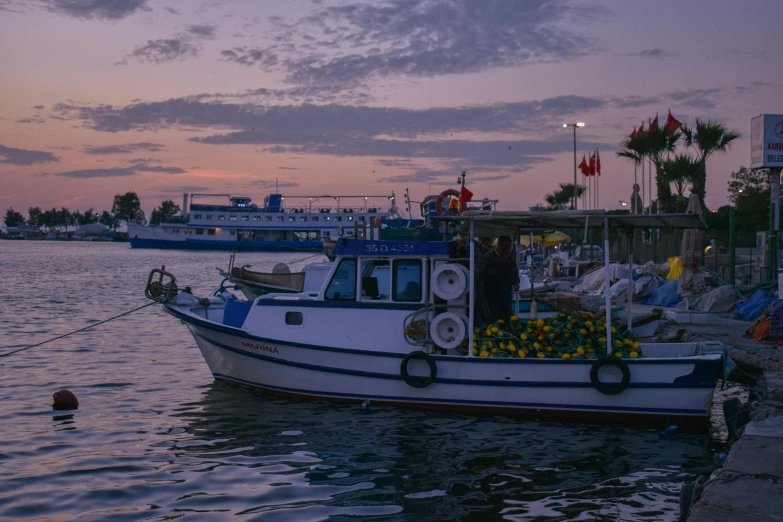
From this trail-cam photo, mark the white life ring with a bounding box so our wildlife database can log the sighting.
[429,312,467,349]
[431,263,469,300]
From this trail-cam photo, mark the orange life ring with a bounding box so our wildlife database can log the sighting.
[433,189,466,215]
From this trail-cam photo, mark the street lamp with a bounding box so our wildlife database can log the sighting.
[619,200,628,209]
[563,122,586,210]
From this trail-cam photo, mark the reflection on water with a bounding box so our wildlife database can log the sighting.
[0,242,719,520]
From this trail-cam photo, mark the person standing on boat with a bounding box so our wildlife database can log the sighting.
[477,235,519,324]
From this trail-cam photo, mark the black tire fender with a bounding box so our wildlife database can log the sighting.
[400,351,437,388]
[590,355,631,395]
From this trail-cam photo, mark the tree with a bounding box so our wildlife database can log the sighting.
[58,207,74,229]
[727,166,772,231]
[618,126,680,213]
[41,208,59,230]
[4,208,25,227]
[100,210,120,230]
[27,206,43,226]
[682,119,741,208]
[149,200,181,225]
[79,208,99,225]
[112,192,146,224]
[544,183,586,210]
[661,154,700,212]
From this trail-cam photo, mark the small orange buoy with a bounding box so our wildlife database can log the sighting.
[53,389,79,410]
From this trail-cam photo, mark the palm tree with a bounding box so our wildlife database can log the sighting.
[544,183,586,210]
[681,119,741,208]
[618,127,681,213]
[661,154,700,212]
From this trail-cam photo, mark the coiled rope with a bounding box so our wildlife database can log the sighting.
[0,302,157,358]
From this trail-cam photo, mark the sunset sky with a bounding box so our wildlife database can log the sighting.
[1,0,782,219]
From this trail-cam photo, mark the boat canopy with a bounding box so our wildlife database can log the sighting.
[435,210,706,237]
[331,238,450,257]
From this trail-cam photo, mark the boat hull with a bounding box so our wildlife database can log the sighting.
[169,305,721,429]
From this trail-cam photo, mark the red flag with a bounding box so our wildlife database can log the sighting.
[596,150,601,176]
[589,153,596,177]
[649,115,659,132]
[637,123,644,134]
[665,110,681,135]
[459,183,473,204]
[578,154,589,176]
[630,126,637,139]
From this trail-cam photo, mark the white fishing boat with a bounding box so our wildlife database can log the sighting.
[145,210,730,428]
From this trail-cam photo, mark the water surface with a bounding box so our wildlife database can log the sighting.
[0,242,721,521]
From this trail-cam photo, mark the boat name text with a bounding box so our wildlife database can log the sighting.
[241,341,280,354]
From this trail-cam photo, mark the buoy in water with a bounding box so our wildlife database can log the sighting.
[53,389,79,410]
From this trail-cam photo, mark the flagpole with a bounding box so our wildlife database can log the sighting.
[649,157,653,213]
[633,163,638,214]
[641,157,645,214]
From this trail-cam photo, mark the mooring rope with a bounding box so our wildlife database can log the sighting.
[0,302,157,358]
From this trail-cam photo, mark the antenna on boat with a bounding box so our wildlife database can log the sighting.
[276,177,279,193]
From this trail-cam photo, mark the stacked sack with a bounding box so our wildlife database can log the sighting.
[457,313,642,359]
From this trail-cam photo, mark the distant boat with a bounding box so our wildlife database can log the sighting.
[129,192,400,252]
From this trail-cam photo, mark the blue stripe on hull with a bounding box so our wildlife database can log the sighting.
[196,333,717,390]
[212,373,708,416]
[129,237,323,252]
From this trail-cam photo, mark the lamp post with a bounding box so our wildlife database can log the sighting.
[563,122,585,210]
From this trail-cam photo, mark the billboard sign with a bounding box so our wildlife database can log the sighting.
[751,114,783,169]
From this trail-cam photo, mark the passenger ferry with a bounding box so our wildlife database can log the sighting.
[129,193,400,251]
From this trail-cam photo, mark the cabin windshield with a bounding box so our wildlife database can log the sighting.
[360,260,390,300]
[325,259,356,301]
[392,260,422,302]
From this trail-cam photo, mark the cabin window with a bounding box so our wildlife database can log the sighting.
[229,230,235,235]
[288,216,295,222]
[195,228,204,235]
[206,215,213,220]
[325,259,356,301]
[253,216,261,221]
[207,229,216,235]
[218,215,225,221]
[193,214,202,219]
[360,259,390,301]
[312,216,319,222]
[242,215,249,221]
[323,231,330,237]
[230,215,237,221]
[285,311,304,326]
[348,216,354,221]
[324,216,331,221]
[173,229,180,233]
[393,260,423,302]
[265,216,272,221]
[277,216,284,222]
[300,216,307,222]
[335,216,342,222]
[359,216,365,221]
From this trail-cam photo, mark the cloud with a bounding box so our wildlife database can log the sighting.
[120,38,199,64]
[0,144,59,165]
[155,185,210,193]
[278,166,301,170]
[82,142,165,154]
[33,105,45,110]
[186,24,216,39]
[631,48,671,59]
[46,160,186,178]
[164,6,180,15]
[41,0,149,20]
[16,117,46,124]
[221,0,596,93]
[119,24,216,64]
[250,179,300,189]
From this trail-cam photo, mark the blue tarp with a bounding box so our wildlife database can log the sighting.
[642,280,682,307]
[734,289,777,321]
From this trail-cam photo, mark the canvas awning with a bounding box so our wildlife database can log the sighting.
[435,210,705,237]
[519,230,571,246]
